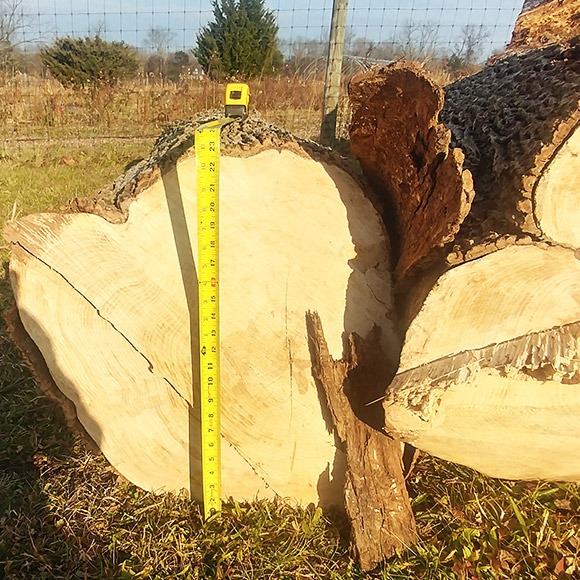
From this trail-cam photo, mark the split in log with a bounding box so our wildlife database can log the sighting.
[4,116,402,510]
[348,42,580,482]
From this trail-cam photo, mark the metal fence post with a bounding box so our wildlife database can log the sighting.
[320,0,349,145]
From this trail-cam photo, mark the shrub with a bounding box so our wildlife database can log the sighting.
[41,36,139,90]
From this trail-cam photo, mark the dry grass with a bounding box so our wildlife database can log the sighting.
[0,63,458,144]
[0,99,579,579]
[0,74,339,142]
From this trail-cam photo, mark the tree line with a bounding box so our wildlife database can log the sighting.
[1,0,491,90]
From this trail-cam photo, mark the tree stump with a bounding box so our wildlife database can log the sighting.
[348,40,580,482]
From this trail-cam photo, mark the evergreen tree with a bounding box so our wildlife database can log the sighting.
[194,0,283,79]
[41,36,139,90]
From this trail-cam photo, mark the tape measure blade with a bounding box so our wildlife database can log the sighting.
[195,124,222,519]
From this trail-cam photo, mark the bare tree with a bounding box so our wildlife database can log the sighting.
[143,26,176,55]
[0,0,33,68]
[395,19,440,63]
[142,26,176,79]
[447,25,490,73]
[90,20,108,39]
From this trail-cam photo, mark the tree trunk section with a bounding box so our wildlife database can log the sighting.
[348,42,580,482]
[442,40,580,245]
[4,116,401,507]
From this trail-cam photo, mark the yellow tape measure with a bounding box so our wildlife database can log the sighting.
[195,84,248,519]
[195,121,223,519]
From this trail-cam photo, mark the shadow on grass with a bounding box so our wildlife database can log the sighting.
[0,274,112,577]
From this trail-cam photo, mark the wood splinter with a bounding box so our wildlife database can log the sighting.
[306,311,417,572]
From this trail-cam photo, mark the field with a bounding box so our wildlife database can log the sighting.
[0,75,335,141]
[1,77,579,579]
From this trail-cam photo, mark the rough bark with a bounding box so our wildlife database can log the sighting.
[67,112,345,224]
[503,0,580,55]
[306,311,417,572]
[348,62,475,286]
[349,43,580,281]
[4,114,400,508]
[442,40,580,245]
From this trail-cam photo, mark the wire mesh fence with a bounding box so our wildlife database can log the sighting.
[0,0,524,140]
[15,1,523,59]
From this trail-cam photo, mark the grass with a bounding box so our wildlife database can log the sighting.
[1,128,579,578]
[0,75,333,142]
[0,140,153,225]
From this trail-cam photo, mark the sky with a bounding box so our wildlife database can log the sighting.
[20,0,525,57]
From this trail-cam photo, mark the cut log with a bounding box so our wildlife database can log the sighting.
[348,44,580,481]
[4,117,400,506]
[385,244,580,481]
[442,40,580,245]
[534,127,580,248]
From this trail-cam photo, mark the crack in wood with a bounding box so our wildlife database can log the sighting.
[12,242,192,409]
[387,321,580,418]
[12,242,280,496]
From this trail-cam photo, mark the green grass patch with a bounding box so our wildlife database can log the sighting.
[0,138,579,578]
[0,140,151,229]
